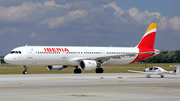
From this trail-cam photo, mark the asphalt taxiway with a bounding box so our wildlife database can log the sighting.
[0,73,180,101]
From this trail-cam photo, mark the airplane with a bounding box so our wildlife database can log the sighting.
[128,66,180,78]
[4,23,160,74]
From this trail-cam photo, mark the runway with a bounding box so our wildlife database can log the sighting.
[0,73,180,101]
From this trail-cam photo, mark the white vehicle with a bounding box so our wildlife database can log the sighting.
[4,23,160,74]
[128,66,180,78]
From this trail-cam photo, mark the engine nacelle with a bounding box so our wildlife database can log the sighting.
[47,65,67,71]
[79,60,97,70]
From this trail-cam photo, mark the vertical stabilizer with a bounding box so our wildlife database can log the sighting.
[137,23,157,49]
[131,23,157,63]
[174,66,179,74]
[170,65,180,74]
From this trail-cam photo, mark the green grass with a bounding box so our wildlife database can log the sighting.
[0,63,179,74]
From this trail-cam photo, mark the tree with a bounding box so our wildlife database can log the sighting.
[140,50,179,63]
[164,51,175,63]
[175,50,180,63]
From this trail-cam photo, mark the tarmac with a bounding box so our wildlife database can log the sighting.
[0,73,180,101]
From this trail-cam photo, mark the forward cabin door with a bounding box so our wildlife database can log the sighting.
[62,52,66,58]
[26,46,33,59]
[101,50,105,56]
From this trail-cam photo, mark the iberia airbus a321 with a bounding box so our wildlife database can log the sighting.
[4,23,160,74]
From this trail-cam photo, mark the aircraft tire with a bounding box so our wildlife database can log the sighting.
[146,74,151,78]
[96,68,104,73]
[161,75,164,78]
[23,71,28,74]
[74,69,82,74]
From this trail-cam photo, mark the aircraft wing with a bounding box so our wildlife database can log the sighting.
[77,51,156,62]
[128,70,163,75]
[128,70,145,73]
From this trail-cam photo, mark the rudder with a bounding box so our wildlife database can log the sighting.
[174,66,179,74]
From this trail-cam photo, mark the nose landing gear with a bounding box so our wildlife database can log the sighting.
[23,65,28,74]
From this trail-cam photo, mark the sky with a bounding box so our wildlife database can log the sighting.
[0,0,180,56]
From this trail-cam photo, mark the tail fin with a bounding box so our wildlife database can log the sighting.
[170,65,180,74]
[137,23,157,49]
[130,23,157,63]
[173,66,179,74]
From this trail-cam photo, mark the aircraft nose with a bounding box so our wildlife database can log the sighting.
[4,54,12,63]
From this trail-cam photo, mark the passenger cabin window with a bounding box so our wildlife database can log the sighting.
[154,67,158,70]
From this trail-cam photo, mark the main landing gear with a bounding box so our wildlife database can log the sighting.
[74,66,82,74]
[146,74,165,78]
[146,74,151,78]
[95,62,104,73]
[73,65,104,74]
[160,75,164,78]
[96,66,104,73]
[23,65,28,74]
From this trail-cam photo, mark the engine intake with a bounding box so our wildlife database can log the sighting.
[79,60,97,70]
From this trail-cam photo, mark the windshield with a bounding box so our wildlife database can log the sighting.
[149,67,153,70]
[10,51,22,54]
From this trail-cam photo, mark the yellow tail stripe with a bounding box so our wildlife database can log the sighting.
[145,23,157,34]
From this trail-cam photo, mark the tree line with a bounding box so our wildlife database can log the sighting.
[141,50,180,63]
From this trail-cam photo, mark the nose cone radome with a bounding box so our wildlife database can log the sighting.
[4,54,13,64]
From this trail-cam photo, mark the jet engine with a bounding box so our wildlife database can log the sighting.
[47,65,67,71]
[79,60,97,70]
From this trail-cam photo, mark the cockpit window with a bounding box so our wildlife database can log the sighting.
[10,51,22,54]
[10,51,15,54]
[149,67,153,70]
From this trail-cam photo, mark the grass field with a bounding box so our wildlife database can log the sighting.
[0,63,179,74]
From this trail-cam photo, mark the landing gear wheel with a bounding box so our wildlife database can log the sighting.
[146,74,151,78]
[96,68,104,73]
[74,69,82,74]
[160,75,164,78]
[23,71,28,74]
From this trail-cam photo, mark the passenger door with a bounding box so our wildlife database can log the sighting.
[62,52,66,58]
[26,47,33,59]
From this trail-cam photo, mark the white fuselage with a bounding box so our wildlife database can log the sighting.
[4,46,140,66]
